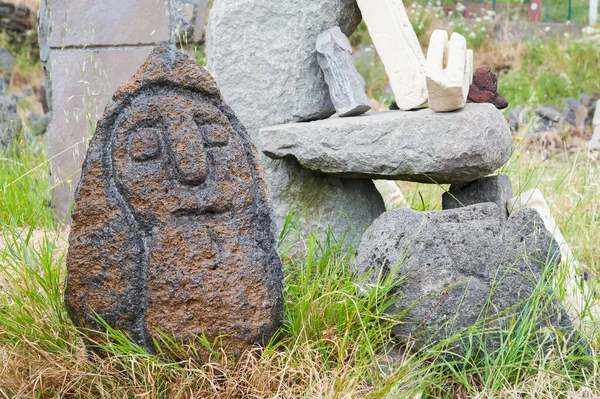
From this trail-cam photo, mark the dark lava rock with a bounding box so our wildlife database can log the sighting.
[0,48,14,79]
[65,42,284,358]
[467,65,509,110]
[354,203,571,351]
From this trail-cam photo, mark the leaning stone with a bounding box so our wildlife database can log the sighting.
[354,203,571,351]
[259,103,512,184]
[65,42,284,359]
[356,0,427,110]
[316,27,371,117]
[442,175,513,218]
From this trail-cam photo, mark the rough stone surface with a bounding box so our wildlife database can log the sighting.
[0,93,21,152]
[355,0,427,110]
[65,43,284,358]
[316,27,370,117]
[0,1,34,34]
[260,103,512,184]
[467,65,508,110]
[354,203,570,349]
[442,175,513,218]
[207,0,384,247]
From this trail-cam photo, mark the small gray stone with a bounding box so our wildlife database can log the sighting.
[535,105,561,122]
[354,203,570,351]
[561,98,588,133]
[0,93,21,151]
[260,103,512,184]
[26,112,50,136]
[442,175,513,218]
[0,48,14,78]
[529,117,560,137]
[316,27,370,117]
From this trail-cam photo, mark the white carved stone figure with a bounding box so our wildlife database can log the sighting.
[508,189,600,342]
[426,30,472,113]
[373,180,409,210]
[355,0,427,110]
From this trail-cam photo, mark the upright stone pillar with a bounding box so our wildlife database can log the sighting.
[39,0,208,221]
[207,0,385,250]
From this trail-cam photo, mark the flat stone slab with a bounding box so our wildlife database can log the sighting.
[259,103,512,184]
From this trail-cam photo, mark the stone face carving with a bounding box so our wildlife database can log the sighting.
[354,203,571,350]
[356,0,428,110]
[65,43,284,357]
[426,30,472,113]
[316,26,371,117]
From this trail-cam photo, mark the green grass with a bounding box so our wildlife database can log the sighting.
[500,38,600,108]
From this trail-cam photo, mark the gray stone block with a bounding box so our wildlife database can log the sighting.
[259,103,512,184]
[316,27,370,117]
[535,105,561,122]
[354,203,570,351]
[207,0,383,247]
[442,175,513,218]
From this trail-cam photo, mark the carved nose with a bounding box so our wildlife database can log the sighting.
[169,118,209,185]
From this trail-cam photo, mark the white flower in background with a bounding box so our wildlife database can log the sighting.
[448,10,454,16]
[544,26,551,32]
[418,23,424,30]
[582,26,598,35]
[456,2,465,12]
[449,21,455,26]
[564,32,570,38]
[476,17,482,22]
[469,31,477,38]
[481,26,487,32]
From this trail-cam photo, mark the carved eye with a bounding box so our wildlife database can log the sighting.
[197,123,230,147]
[130,128,161,162]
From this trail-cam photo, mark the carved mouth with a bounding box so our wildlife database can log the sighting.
[171,204,231,219]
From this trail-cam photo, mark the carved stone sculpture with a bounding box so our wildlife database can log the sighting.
[65,42,284,358]
[426,30,473,112]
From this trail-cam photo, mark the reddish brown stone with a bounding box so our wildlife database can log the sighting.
[467,65,508,110]
[65,42,284,358]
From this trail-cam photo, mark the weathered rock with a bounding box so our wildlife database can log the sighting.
[426,30,471,113]
[535,105,561,122]
[207,0,384,247]
[169,0,209,44]
[0,48,14,78]
[530,117,560,136]
[260,103,512,184]
[442,175,513,218]
[0,93,21,151]
[66,43,284,358]
[354,203,570,350]
[561,98,588,133]
[467,65,508,110]
[356,0,427,110]
[316,27,370,117]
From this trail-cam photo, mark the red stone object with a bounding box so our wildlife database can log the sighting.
[467,65,509,110]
